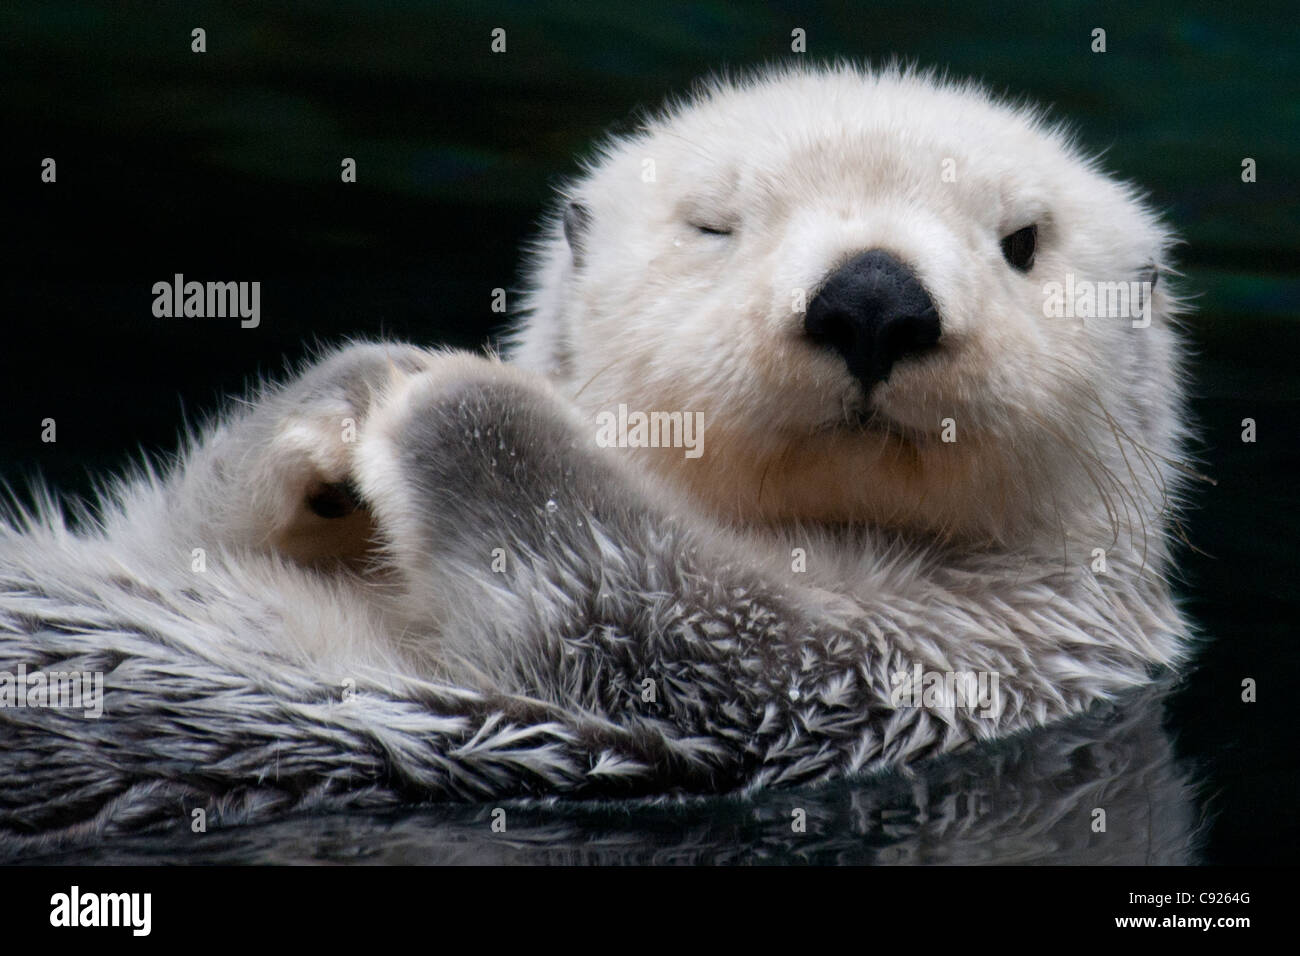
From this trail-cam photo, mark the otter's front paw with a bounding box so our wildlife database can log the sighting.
[208,342,439,564]
[350,355,599,572]
[223,344,577,571]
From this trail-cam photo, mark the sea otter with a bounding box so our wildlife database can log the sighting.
[0,64,1196,839]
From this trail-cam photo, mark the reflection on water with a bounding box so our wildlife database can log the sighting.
[24,678,1203,865]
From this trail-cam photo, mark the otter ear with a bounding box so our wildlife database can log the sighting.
[562,201,592,269]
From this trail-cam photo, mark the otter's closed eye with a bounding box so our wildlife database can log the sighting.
[1000,224,1037,271]
[689,221,734,236]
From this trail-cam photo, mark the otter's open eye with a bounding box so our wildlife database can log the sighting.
[1000,224,1037,271]
[690,222,733,237]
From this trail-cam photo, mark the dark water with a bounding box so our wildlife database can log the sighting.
[2,2,1297,864]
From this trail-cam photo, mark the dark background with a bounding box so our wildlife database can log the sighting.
[2,1,1296,864]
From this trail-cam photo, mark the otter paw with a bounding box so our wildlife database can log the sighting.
[221,342,438,564]
[349,355,597,569]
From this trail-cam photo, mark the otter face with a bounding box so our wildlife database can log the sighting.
[514,65,1186,547]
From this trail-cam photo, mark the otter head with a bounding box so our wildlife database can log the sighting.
[511,64,1188,550]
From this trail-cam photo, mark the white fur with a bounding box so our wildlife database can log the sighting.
[513,62,1190,551]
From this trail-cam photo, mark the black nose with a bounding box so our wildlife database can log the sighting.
[804,250,941,389]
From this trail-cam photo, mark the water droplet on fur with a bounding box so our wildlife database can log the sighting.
[473,428,481,438]
[788,687,801,702]
[545,499,558,513]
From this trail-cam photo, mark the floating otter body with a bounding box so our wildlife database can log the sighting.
[0,64,1195,845]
